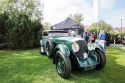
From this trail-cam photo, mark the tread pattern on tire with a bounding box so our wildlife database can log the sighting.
[55,51,71,78]
[96,49,106,70]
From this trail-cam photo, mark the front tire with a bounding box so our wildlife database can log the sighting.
[96,49,106,70]
[55,51,71,78]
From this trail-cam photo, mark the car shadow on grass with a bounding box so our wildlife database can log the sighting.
[68,49,125,83]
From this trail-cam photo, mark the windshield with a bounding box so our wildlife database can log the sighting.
[48,32,69,37]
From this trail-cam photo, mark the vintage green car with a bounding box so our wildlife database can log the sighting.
[40,30,106,78]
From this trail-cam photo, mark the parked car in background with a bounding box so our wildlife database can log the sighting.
[40,30,106,78]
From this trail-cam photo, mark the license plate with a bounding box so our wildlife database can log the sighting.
[84,65,95,71]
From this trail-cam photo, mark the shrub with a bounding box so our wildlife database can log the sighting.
[0,12,9,44]
[0,12,43,49]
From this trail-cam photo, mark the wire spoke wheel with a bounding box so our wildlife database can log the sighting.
[57,56,65,74]
[46,43,52,57]
[55,51,71,78]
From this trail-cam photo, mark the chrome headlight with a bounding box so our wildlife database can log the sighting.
[83,52,88,59]
[72,42,79,52]
[87,43,95,51]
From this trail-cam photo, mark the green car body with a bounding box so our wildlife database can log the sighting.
[40,30,106,78]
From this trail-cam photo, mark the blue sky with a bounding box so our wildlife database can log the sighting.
[100,0,125,27]
[42,0,125,27]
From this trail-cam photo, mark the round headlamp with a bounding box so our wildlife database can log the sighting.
[83,52,88,59]
[87,43,95,51]
[72,42,79,52]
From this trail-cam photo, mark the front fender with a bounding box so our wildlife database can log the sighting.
[53,44,70,64]
[54,44,70,57]
[94,43,105,53]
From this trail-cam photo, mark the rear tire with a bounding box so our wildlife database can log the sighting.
[45,42,53,58]
[40,46,46,55]
[55,51,71,78]
[96,49,106,70]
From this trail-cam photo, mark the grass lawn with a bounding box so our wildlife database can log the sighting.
[0,46,125,83]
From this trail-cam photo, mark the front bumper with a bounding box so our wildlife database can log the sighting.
[76,51,98,68]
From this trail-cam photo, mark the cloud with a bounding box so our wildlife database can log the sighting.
[42,0,94,25]
[40,0,125,27]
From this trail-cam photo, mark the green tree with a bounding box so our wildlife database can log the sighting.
[6,13,32,48]
[69,13,83,24]
[0,0,43,21]
[0,12,9,44]
[32,20,43,46]
[0,0,44,49]
[43,22,51,30]
[89,20,112,33]
[6,13,43,49]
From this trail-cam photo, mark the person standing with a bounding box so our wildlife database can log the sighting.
[92,32,97,42]
[118,35,122,44]
[122,36,125,45]
[68,30,76,37]
[83,30,90,42]
[99,30,102,39]
[99,30,106,51]
[106,31,111,46]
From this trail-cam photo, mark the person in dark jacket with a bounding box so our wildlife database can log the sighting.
[106,31,111,46]
[122,36,125,45]
[83,30,90,42]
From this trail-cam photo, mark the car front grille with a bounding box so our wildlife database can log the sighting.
[75,40,88,57]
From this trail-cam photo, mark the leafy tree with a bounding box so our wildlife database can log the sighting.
[0,0,43,21]
[6,13,32,48]
[89,20,113,33]
[43,22,51,30]
[69,13,83,24]
[5,13,43,49]
[0,12,9,44]
[0,0,43,49]
[32,20,43,46]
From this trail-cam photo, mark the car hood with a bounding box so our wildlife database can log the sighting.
[53,37,84,42]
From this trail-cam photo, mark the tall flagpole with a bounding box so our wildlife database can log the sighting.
[120,18,123,32]
[93,0,99,35]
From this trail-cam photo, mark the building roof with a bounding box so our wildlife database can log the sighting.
[114,27,125,32]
